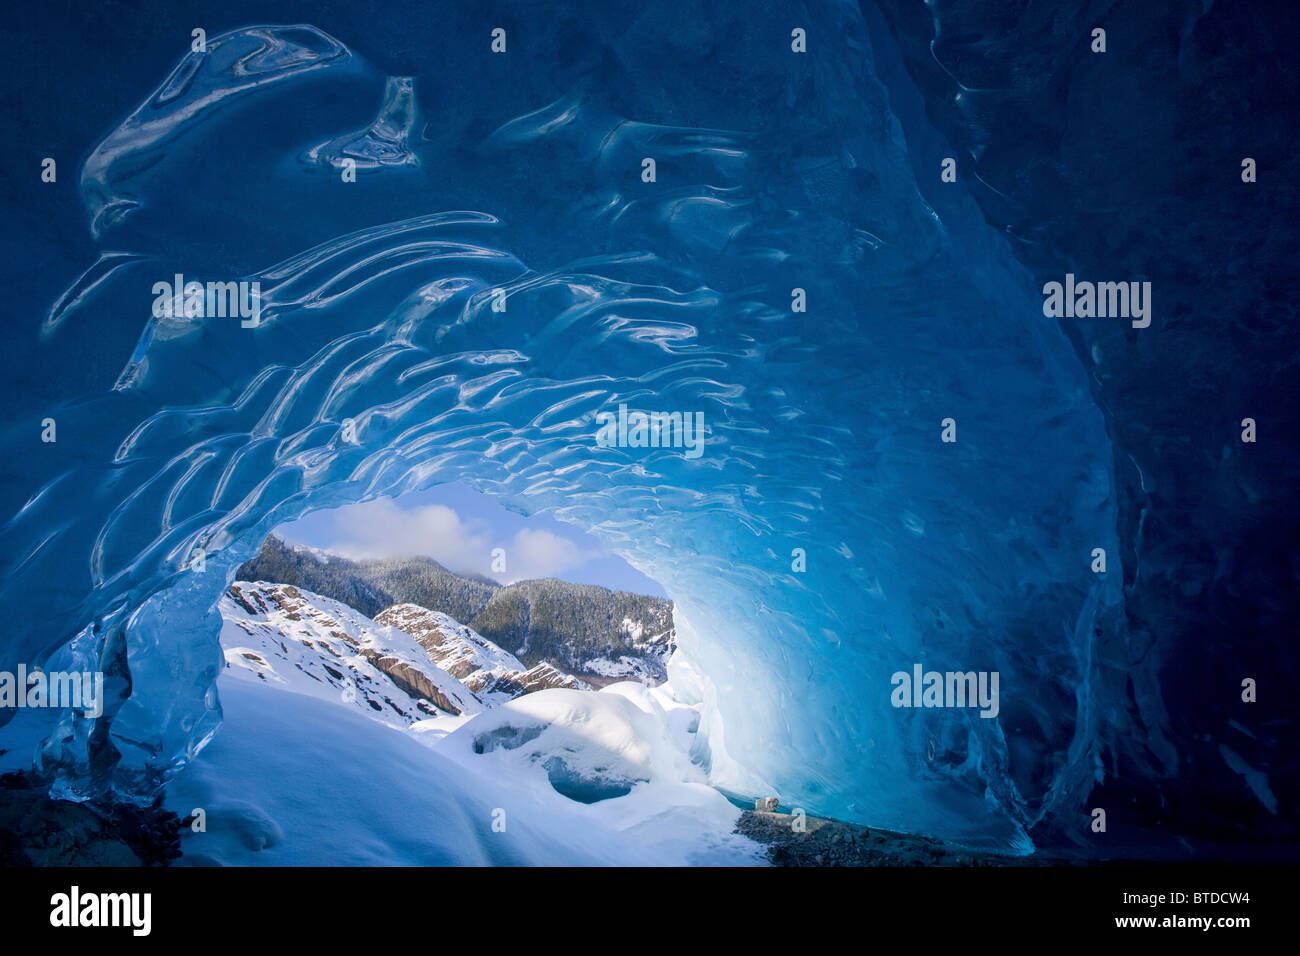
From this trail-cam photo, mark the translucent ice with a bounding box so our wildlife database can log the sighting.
[1,8,1126,851]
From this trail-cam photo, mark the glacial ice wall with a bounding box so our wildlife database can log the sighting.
[0,2,1135,849]
[865,0,1299,849]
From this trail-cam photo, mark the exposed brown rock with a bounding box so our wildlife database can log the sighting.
[358,648,463,716]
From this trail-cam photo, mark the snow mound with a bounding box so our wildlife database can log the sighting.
[442,684,707,805]
[166,673,762,866]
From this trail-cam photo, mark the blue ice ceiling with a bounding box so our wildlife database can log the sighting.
[1,0,1295,856]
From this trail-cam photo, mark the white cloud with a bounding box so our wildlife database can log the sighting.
[323,499,489,567]
[317,499,594,583]
[502,528,593,583]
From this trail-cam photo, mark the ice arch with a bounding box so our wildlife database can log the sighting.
[1,12,1125,850]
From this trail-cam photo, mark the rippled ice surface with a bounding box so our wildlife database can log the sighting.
[1,3,1124,850]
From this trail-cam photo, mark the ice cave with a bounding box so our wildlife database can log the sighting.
[0,0,1294,865]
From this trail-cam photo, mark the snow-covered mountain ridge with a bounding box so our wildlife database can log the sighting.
[236,535,676,685]
[222,582,589,721]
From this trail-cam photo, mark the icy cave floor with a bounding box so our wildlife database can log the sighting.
[163,673,767,866]
[3,658,1271,867]
[0,666,1056,868]
[1,584,1249,867]
[2,663,1026,867]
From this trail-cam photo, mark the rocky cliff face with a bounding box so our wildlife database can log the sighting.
[470,662,590,698]
[374,604,590,702]
[224,583,589,726]
[224,582,484,720]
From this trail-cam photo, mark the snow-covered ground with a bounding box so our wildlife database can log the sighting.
[163,583,765,865]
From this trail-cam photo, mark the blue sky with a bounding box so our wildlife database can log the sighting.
[274,482,667,597]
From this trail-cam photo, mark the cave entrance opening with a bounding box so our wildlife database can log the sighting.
[232,480,679,694]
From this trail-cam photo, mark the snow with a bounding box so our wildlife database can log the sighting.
[426,682,764,865]
[165,585,765,865]
[167,678,547,865]
[440,687,702,796]
[165,672,762,866]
